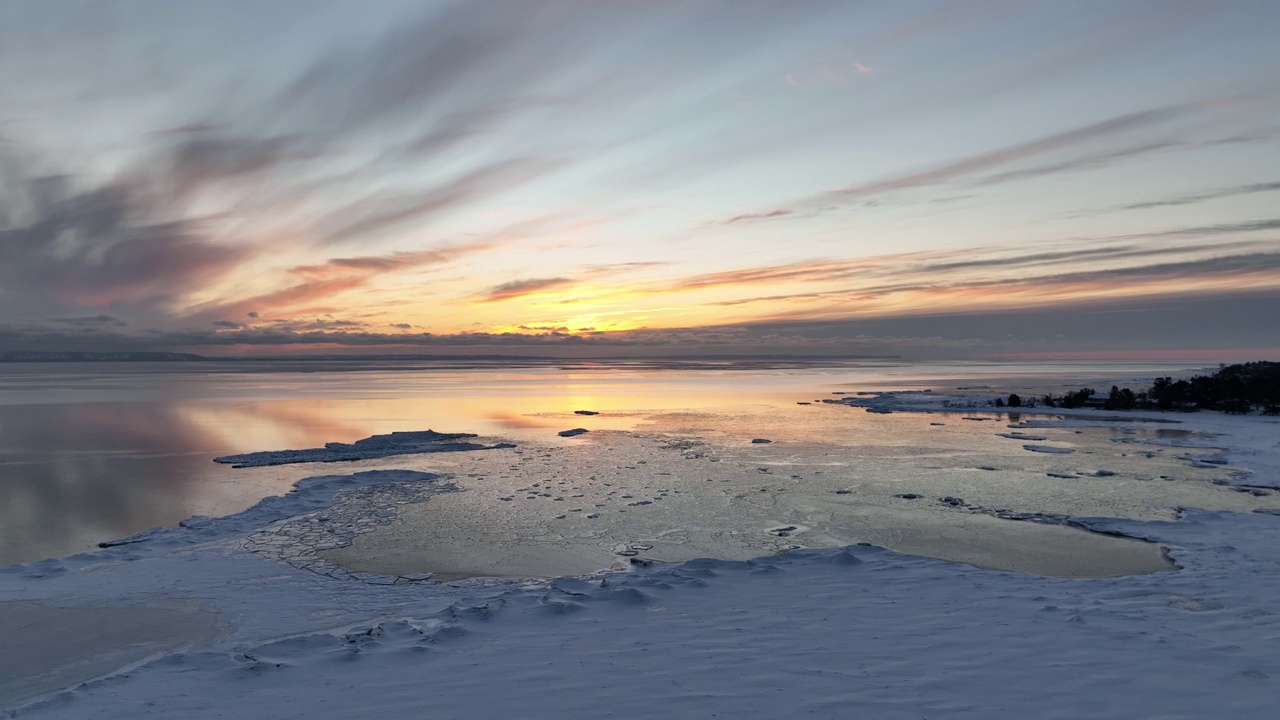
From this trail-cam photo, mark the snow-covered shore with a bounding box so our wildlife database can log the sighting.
[3,396,1279,718]
[828,390,1280,491]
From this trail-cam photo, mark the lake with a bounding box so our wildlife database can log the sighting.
[0,358,1228,569]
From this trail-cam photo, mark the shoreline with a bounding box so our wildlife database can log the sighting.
[2,382,1279,716]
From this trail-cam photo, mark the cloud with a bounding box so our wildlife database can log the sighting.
[0,153,253,316]
[820,107,1187,200]
[725,208,792,224]
[723,105,1191,224]
[274,1,590,139]
[970,140,1181,187]
[665,259,870,292]
[194,237,503,320]
[1076,181,1280,216]
[9,288,1275,361]
[159,133,302,201]
[737,288,1280,356]
[903,240,1273,275]
[632,240,1280,319]
[576,261,671,274]
[1114,218,1280,239]
[317,158,558,243]
[726,252,1280,325]
[146,124,222,136]
[49,314,129,327]
[478,277,574,302]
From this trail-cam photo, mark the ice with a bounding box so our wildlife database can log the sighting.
[997,432,1048,441]
[4,394,1280,717]
[7,502,1280,718]
[214,430,514,468]
[1023,444,1075,454]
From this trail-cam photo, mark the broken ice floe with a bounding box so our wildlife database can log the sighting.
[214,430,514,468]
[997,432,1048,441]
[74,470,447,574]
[243,475,457,583]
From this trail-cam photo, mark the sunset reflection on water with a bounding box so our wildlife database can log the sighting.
[0,360,1202,566]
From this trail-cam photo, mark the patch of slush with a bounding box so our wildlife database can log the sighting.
[317,426,1187,581]
[78,470,452,563]
[298,396,1280,583]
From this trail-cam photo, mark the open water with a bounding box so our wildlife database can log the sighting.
[0,359,1232,570]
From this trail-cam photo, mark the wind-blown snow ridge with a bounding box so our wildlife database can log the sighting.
[213,429,515,467]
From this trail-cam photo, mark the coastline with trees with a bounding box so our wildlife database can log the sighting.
[1027,362,1280,415]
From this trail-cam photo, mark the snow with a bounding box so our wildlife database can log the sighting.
[213,430,513,468]
[838,390,1280,491]
[3,391,1280,717]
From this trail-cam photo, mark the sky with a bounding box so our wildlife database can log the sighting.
[1,0,1278,360]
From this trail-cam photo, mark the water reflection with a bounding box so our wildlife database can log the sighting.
[0,402,304,565]
[0,364,848,565]
[0,360,1206,566]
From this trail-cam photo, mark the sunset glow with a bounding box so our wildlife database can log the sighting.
[2,1,1278,359]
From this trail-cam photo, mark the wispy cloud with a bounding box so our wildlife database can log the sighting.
[1073,181,1280,216]
[969,141,1181,187]
[818,107,1188,202]
[195,237,505,320]
[1111,218,1280,239]
[725,208,793,224]
[721,105,1192,224]
[478,277,574,303]
[318,158,559,243]
[0,152,254,315]
[619,239,1280,319]
[49,315,129,327]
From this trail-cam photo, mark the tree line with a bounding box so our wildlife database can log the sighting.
[1031,362,1280,415]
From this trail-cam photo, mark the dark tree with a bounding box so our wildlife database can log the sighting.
[1106,385,1136,410]
[1060,388,1095,409]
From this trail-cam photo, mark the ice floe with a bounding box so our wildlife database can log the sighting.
[214,430,513,468]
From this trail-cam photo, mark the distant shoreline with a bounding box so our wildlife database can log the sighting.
[0,352,205,362]
[0,351,901,364]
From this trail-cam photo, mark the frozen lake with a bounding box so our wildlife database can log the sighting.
[1,358,1264,576]
[4,361,1280,717]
